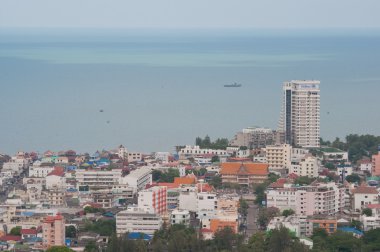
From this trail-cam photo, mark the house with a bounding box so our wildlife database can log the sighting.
[21,229,38,240]
[352,184,379,212]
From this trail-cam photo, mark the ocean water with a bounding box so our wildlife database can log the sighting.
[0,29,380,154]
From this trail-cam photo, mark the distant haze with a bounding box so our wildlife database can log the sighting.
[1,0,380,29]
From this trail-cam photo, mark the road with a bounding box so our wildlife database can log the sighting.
[246,201,259,238]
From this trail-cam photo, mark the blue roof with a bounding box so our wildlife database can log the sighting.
[127,233,152,241]
[102,212,114,217]
[338,227,364,236]
[21,212,34,217]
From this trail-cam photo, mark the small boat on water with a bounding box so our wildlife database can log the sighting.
[224,82,242,88]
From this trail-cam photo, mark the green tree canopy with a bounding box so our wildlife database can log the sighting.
[9,226,21,236]
[65,225,77,238]
[46,246,75,252]
[362,208,372,217]
[282,209,295,217]
[346,174,361,184]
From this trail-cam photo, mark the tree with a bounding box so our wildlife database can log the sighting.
[9,226,21,236]
[84,241,99,252]
[82,219,116,236]
[294,176,314,185]
[362,228,380,251]
[46,246,75,252]
[65,225,77,238]
[152,170,162,182]
[247,232,266,252]
[268,173,280,183]
[327,231,362,252]
[324,162,336,170]
[211,155,220,163]
[362,208,372,217]
[239,198,249,216]
[346,174,361,184]
[209,175,222,189]
[350,220,362,230]
[282,209,295,217]
[267,226,294,252]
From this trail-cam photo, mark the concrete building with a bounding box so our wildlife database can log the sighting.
[138,186,167,215]
[279,80,320,148]
[267,215,312,237]
[2,157,29,176]
[352,185,379,212]
[289,155,319,178]
[170,209,190,226]
[76,169,123,191]
[220,162,269,185]
[178,186,198,212]
[264,144,292,170]
[42,214,65,248]
[179,146,228,159]
[266,182,346,216]
[229,127,276,149]
[29,161,55,177]
[359,160,372,172]
[116,207,162,235]
[372,146,380,176]
[121,167,152,191]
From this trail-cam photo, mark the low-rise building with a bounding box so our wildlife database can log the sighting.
[121,167,152,191]
[170,209,190,226]
[116,207,162,235]
[220,162,269,185]
[267,215,312,237]
[76,169,123,191]
[352,185,379,212]
[289,155,319,178]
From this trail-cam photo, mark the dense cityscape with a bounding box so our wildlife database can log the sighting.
[0,81,380,251]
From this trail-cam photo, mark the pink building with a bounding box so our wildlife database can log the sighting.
[372,149,380,176]
[42,214,65,248]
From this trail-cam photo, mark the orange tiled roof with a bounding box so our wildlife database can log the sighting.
[220,162,269,175]
[174,177,196,185]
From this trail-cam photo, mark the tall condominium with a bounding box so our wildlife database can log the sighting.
[279,80,320,148]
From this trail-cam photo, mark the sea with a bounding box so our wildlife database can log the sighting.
[0,28,379,154]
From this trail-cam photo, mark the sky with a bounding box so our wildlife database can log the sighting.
[1,0,380,29]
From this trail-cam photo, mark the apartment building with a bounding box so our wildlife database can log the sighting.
[116,207,162,235]
[42,214,65,248]
[372,146,380,176]
[279,80,320,148]
[121,167,152,191]
[138,186,167,215]
[76,169,123,191]
[170,209,190,226]
[266,182,346,215]
[289,155,319,178]
[229,127,276,149]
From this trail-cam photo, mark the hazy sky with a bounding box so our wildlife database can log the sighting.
[1,0,380,29]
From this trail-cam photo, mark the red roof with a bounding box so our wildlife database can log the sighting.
[352,185,378,194]
[200,228,213,233]
[0,235,22,242]
[21,229,37,235]
[366,204,380,209]
[44,214,63,223]
[47,166,65,177]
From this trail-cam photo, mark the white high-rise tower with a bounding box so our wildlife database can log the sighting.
[279,80,320,148]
